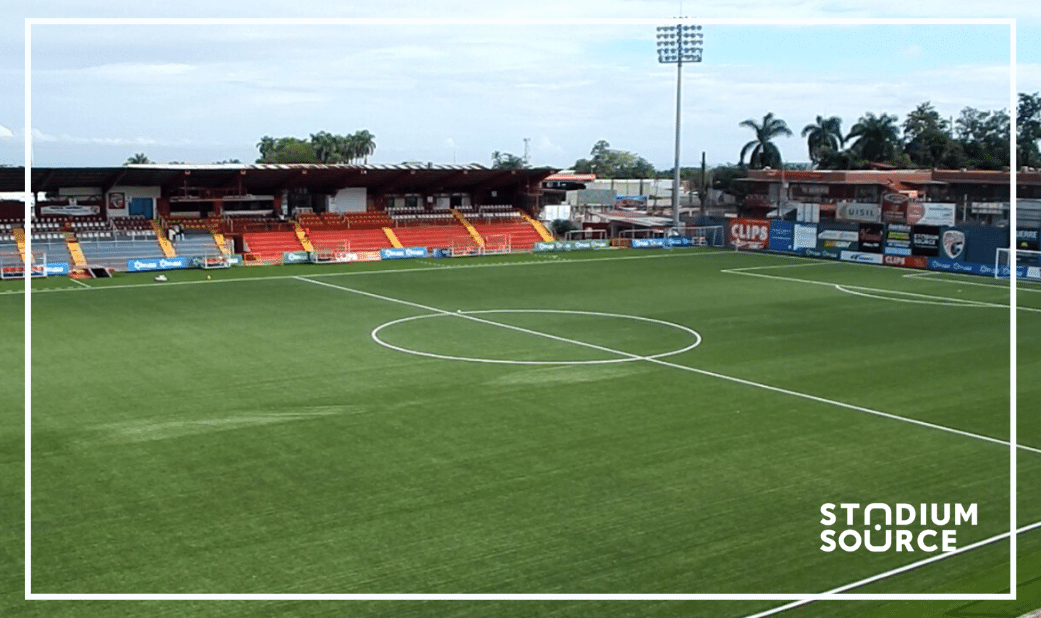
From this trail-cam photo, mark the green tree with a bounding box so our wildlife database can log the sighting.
[257,137,318,163]
[801,115,844,168]
[955,106,1009,170]
[846,112,902,165]
[256,136,277,161]
[902,102,962,168]
[738,112,792,169]
[549,219,577,237]
[125,153,151,164]
[1018,92,1041,168]
[579,140,655,178]
[352,130,376,164]
[491,151,527,169]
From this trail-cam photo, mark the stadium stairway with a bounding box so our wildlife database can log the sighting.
[293,221,316,252]
[516,210,555,242]
[151,220,177,257]
[12,228,26,261]
[450,209,486,249]
[383,227,404,248]
[212,232,230,256]
[64,232,87,267]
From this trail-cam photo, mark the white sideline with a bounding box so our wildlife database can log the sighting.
[293,276,1041,457]
[722,267,1041,314]
[739,519,1041,617]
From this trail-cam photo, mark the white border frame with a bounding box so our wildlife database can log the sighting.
[23,16,1018,604]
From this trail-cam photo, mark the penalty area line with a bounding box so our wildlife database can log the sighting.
[293,276,1040,457]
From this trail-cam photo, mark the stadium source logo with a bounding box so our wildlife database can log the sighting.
[820,503,977,553]
[942,230,966,260]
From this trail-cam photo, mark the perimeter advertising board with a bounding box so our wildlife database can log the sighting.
[940,229,967,261]
[836,202,881,223]
[769,220,795,252]
[858,223,883,254]
[728,218,770,250]
[911,225,941,257]
[126,256,190,272]
[534,239,610,252]
[380,247,429,259]
[1018,228,1040,251]
[817,228,858,251]
[884,224,912,256]
[881,193,956,226]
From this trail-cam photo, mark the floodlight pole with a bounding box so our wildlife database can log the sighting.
[657,22,703,234]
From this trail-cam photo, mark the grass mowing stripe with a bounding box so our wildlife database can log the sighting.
[295,275,1040,457]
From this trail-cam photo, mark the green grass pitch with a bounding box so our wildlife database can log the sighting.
[2,247,1039,617]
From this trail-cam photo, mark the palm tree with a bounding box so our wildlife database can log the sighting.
[801,115,844,168]
[846,112,902,164]
[738,113,792,169]
[309,131,339,163]
[352,130,376,164]
[125,153,151,164]
[256,136,277,162]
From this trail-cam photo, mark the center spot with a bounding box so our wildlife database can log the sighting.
[370,309,702,365]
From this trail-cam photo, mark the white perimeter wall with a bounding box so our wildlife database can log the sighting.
[331,187,367,213]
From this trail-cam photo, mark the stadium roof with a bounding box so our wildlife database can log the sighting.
[0,163,558,196]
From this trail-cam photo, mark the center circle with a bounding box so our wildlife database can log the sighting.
[370,309,702,365]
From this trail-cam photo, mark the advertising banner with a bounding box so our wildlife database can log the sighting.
[881,193,912,223]
[631,238,666,248]
[927,258,1010,277]
[817,228,858,250]
[884,223,912,256]
[534,239,610,252]
[909,203,956,227]
[380,246,429,260]
[1017,228,1040,251]
[126,256,190,272]
[729,218,770,250]
[40,205,100,216]
[803,247,841,260]
[794,224,817,250]
[911,225,941,257]
[858,223,884,253]
[840,251,884,265]
[769,220,795,252]
[432,248,453,258]
[836,202,881,223]
[44,262,70,275]
[282,251,311,264]
[882,255,928,269]
[665,236,695,247]
[940,229,967,260]
[615,195,648,208]
[228,254,243,266]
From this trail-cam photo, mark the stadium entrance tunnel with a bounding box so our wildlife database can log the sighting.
[370,309,702,365]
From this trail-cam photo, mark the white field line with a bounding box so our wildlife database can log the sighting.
[740,519,1041,617]
[723,268,1041,313]
[67,277,92,289]
[0,248,726,296]
[904,270,1041,293]
[833,285,1007,309]
[293,276,1041,457]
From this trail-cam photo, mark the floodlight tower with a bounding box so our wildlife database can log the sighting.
[656,22,703,232]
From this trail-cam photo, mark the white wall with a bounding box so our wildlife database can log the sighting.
[331,187,367,213]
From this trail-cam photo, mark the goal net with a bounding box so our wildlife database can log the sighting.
[1,251,47,279]
[482,234,512,255]
[200,254,232,269]
[690,225,726,248]
[995,248,1041,282]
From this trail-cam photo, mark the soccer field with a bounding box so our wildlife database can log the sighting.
[4,247,1041,617]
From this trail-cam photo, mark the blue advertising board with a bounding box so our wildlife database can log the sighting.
[630,238,665,248]
[665,236,695,247]
[380,246,429,260]
[126,256,190,272]
[44,262,70,275]
[802,247,841,260]
[769,220,795,252]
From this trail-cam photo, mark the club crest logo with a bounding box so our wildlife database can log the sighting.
[942,230,965,259]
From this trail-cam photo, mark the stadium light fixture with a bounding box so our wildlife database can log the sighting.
[656,23,703,232]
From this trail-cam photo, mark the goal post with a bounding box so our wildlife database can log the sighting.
[689,225,726,248]
[482,233,512,255]
[1,250,47,279]
[200,253,232,269]
[995,247,1041,281]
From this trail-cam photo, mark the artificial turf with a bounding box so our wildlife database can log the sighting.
[2,247,1038,617]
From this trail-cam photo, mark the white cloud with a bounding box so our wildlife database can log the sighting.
[0,124,14,139]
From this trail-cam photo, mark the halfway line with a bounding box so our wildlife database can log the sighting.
[293,276,1040,456]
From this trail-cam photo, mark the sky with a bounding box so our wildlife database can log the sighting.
[0,1,1038,171]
